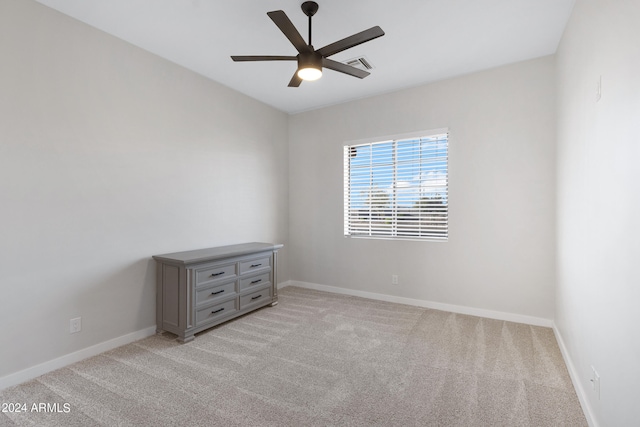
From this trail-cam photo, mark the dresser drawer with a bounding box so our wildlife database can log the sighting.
[239,256,271,275]
[240,286,272,309]
[196,298,238,326]
[195,281,237,307]
[195,263,236,287]
[239,272,271,291]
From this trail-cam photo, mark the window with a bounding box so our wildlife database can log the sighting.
[343,131,448,240]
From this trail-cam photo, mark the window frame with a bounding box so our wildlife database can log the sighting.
[343,129,449,242]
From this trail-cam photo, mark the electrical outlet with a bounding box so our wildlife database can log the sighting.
[391,275,399,285]
[70,317,82,334]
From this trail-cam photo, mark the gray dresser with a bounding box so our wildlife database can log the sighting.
[153,242,283,342]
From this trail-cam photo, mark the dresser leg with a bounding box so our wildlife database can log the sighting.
[270,300,278,307]
[177,334,195,343]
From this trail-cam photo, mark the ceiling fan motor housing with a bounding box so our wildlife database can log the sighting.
[298,51,322,71]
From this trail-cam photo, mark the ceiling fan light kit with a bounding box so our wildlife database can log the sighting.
[231,1,384,87]
[297,66,322,81]
[297,51,323,81]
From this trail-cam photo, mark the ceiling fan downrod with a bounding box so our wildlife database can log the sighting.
[301,1,319,46]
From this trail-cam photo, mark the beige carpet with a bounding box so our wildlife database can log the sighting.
[0,286,586,426]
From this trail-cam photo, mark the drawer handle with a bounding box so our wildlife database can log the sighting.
[251,295,262,300]
[211,290,225,295]
[212,308,224,314]
[250,263,262,268]
[211,271,225,277]
[250,279,262,284]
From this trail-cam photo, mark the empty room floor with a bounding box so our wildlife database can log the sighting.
[0,287,586,426]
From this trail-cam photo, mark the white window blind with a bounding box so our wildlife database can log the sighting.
[344,133,448,240]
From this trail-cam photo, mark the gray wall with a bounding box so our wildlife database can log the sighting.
[555,0,640,425]
[0,0,289,378]
[288,56,557,321]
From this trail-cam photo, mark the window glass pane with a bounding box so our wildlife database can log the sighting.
[345,133,448,240]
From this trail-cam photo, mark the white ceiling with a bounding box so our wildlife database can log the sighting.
[35,0,575,114]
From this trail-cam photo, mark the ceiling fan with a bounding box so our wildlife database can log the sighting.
[231,1,385,87]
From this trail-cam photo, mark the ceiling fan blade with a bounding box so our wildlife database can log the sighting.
[322,58,370,79]
[267,10,310,54]
[288,72,303,87]
[317,26,385,58]
[231,55,297,62]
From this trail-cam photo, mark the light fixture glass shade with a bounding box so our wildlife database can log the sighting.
[297,67,322,81]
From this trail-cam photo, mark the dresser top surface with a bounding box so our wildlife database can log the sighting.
[153,242,283,265]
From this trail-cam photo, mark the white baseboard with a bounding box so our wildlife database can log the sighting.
[280,280,553,327]
[0,326,157,391]
[553,324,599,427]
[278,280,295,289]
